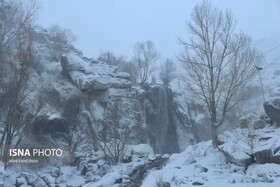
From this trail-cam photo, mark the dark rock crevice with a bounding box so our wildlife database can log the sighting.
[123,156,168,187]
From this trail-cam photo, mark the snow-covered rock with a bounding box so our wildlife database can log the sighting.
[61,54,89,72]
[219,126,280,167]
[264,98,280,124]
[162,154,170,159]
[69,71,131,92]
[61,54,132,92]
[192,180,204,186]
[120,175,130,184]
[43,167,60,178]
[16,177,27,185]
[97,159,106,167]
[253,128,280,164]
[127,144,154,156]
[194,164,208,173]
[87,163,98,171]
[28,176,46,187]
[148,154,156,161]
[56,166,77,184]
[219,129,254,167]
[218,138,253,167]
[253,119,266,129]
[65,175,85,187]
[4,172,17,186]
[40,175,55,186]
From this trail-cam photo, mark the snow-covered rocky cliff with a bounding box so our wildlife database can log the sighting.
[1,28,280,187]
[1,27,192,186]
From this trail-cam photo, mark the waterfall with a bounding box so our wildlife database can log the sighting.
[145,85,179,154]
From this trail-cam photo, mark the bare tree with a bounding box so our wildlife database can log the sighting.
[159,58,177,86]
[121,61,139,84]
[62,96,83,159]
[132,41,159,85]
[0,0,39,81]
[179,1,263,147]
[0,0,40,168]
[61,94,99,163]
[97,102,131,164]
[97,51,119,66]
[0,57,41,168]
[49,24,76,46]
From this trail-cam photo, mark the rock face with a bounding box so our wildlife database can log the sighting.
[60,53,185,154]
[91,87,148,145]
[90,85,184,154]
[145,85,180,154]
[254,149,280,164]
[61,54,131,93]
[34,42,192,155]
[264,99,280,124]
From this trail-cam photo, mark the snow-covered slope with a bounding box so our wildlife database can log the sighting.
[142,139,280,187]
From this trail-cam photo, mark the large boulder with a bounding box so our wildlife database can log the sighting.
[61,54,132,93]
[219,143,253,167]
[264,99,280,124]
[254,149,280,164]
[253,128,280,164]
[218,130,254,167]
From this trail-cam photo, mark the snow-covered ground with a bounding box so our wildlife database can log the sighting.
[142,141,280,187]
[3,129,280,186]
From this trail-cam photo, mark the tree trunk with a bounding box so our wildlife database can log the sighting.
[211,125,219,148]
[210,107,219,148]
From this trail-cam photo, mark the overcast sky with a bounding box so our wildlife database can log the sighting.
[37,0,280,60]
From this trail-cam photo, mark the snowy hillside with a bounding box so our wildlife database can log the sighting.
[142,127,280,187]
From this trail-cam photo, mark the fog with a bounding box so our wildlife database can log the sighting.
[38,0,280,59]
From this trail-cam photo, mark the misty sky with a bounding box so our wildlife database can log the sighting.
[37,0,280,60]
